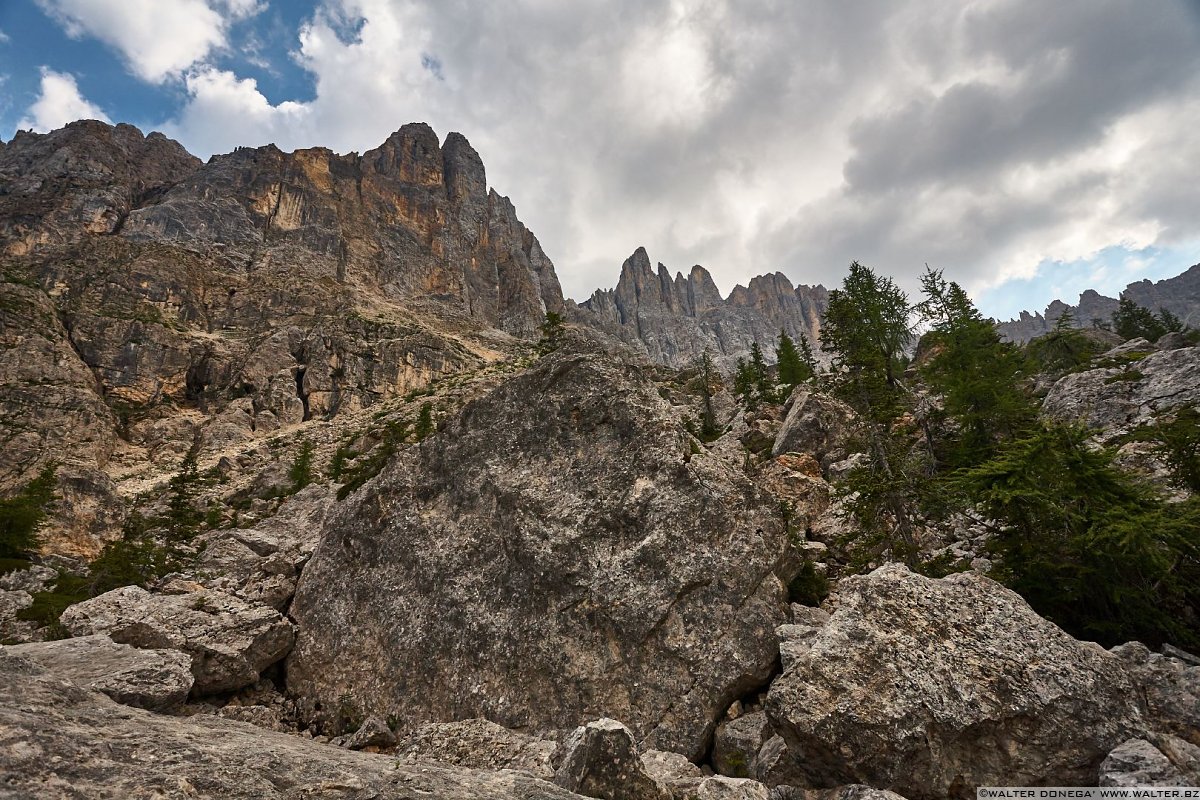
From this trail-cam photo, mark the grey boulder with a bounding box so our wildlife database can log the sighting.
[766,564,1145,799]
[551,718,669,800]
[3,634,193,710]
[60,585,294,694]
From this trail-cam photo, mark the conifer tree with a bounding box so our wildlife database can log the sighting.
[917,267,1034,469]
[775,330,809,392]
[1112,298,1167,342]
[798,333,818,377]
[0,465,56,560]
[748,342,775,403]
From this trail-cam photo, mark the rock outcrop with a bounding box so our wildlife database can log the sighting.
[574,247,827,367]
[1098,737,1200,787]
[0,650,588,799]
[397,718,557,779]
[766,564,1147,799]
[287,334,797,758]
[60,584,294,694]
[1042,345,1200,438]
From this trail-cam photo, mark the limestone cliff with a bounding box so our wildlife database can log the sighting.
[0,120,564,555]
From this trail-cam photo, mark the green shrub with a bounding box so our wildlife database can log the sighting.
[0,466,57,559]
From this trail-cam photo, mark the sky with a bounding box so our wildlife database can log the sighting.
[2,0,1199,320]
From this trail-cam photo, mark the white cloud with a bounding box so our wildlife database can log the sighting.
[17,68,110,133]
[0,28,11,43]
[36,0,264,83]
[152,0,1200,311]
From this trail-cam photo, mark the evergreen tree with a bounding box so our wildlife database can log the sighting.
[696,350,721,440]
[1112,298,1167,342]
[820,262,921,560]
[733,357,757,408]
[415,402,435,440]
[798,334,818,377]
[166,443,203,537]
[289,440,315,492]
[1026,311,1099,374]
[748,342,775,403]
[820,261,913,423]
[917,268,1034,469]
[538,311,566,352]
[775,330,809,392]
[1158,308,1185,333]
[955,423,1200,647]
[0,465,57,561]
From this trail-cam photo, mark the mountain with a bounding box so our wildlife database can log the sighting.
[0,120,563,554]
[572,246,827,367]
[997,263,1200,342]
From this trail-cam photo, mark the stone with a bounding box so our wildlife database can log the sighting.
[755,735,807,787]
[3,634,193,710]
[1157,332,1191,350]
[1099,739,1188,787]
[288,337,795,758]
[713,712,771,779]
[60,585,294,694]
[398,718,557,779]
[776,606,829,673]
[1163,643,1200,667]
[1101,337,1158,358]
[0,651,589,799]
[1042,346,1200,439]
[766,564,1145,799]
[771,388,856,465]
[697,776,770,800]
[1110,642,1200,746]
[551,718,669,800]
[343,714,398,750]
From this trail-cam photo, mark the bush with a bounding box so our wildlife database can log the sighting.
[0,466,57,559]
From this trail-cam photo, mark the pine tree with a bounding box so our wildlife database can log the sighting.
[820,262,921,560]
[538,311,566,352]
[289,440,315,492]
[1112,298,1166,342]
[954,423,1200,647]
[917,268,1034,469]
[798,334,818,377]
[748,342,775,403]
[775,330,809,393]
[733,357,757,408]
[415,402,435,440]
[696,350,721,440]
[820,261,913,423]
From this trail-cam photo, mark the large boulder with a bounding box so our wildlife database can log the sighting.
[1042,345,1200,438]
[3,634,193,710]
[766,564,1146,799]
[551,718,669,800]
[771,388,856,466]
[0,651,588,799]
[288,338,795,757]
[60,585,294,694]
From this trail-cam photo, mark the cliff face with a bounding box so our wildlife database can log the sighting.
[997,264,1200,342]
[573,247,828,367]
[0,120,563,555]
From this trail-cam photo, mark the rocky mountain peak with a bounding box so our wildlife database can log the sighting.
[573,247,827,367]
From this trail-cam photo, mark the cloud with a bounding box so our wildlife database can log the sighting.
[36,0,264,83]
[17,67,110,132]
[151,0,1200,311]
[0,28,10,43]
